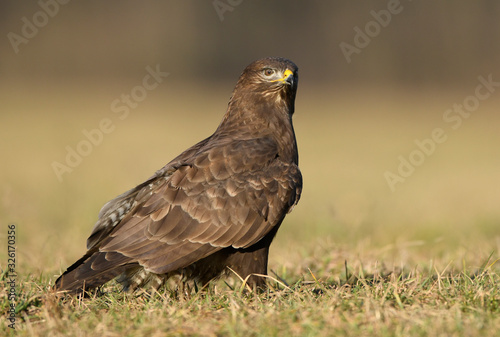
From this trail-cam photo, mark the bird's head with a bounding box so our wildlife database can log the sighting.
[231,57,299,115]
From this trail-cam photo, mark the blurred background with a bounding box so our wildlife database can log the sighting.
[1,1,499,275]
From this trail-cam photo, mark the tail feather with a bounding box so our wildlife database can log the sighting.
[116,266,165,292]
[55,251,137,294]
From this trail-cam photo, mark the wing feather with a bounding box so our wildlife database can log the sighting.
[92,137,301,275]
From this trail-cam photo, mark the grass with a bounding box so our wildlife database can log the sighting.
[2,244,500,336]
[1,79,500,336]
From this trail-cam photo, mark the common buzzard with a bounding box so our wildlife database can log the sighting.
[55,57,302,294]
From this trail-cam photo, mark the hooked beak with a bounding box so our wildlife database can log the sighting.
[271,69,294,86]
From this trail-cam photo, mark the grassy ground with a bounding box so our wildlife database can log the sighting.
[1,79,500,336]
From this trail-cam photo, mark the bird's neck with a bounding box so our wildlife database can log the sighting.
[217,94,298,165]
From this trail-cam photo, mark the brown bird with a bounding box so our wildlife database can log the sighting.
[55,57,302,294]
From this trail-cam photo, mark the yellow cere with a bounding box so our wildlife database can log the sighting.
[271,69,294,82]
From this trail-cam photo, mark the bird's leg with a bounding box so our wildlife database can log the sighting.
[227,245,270,291]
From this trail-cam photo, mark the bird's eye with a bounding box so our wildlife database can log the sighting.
[263,68,275,77]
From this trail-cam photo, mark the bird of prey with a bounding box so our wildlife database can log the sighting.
[55,57,302,294]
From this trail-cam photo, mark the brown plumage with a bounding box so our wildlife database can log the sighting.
[55,57,302,294]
